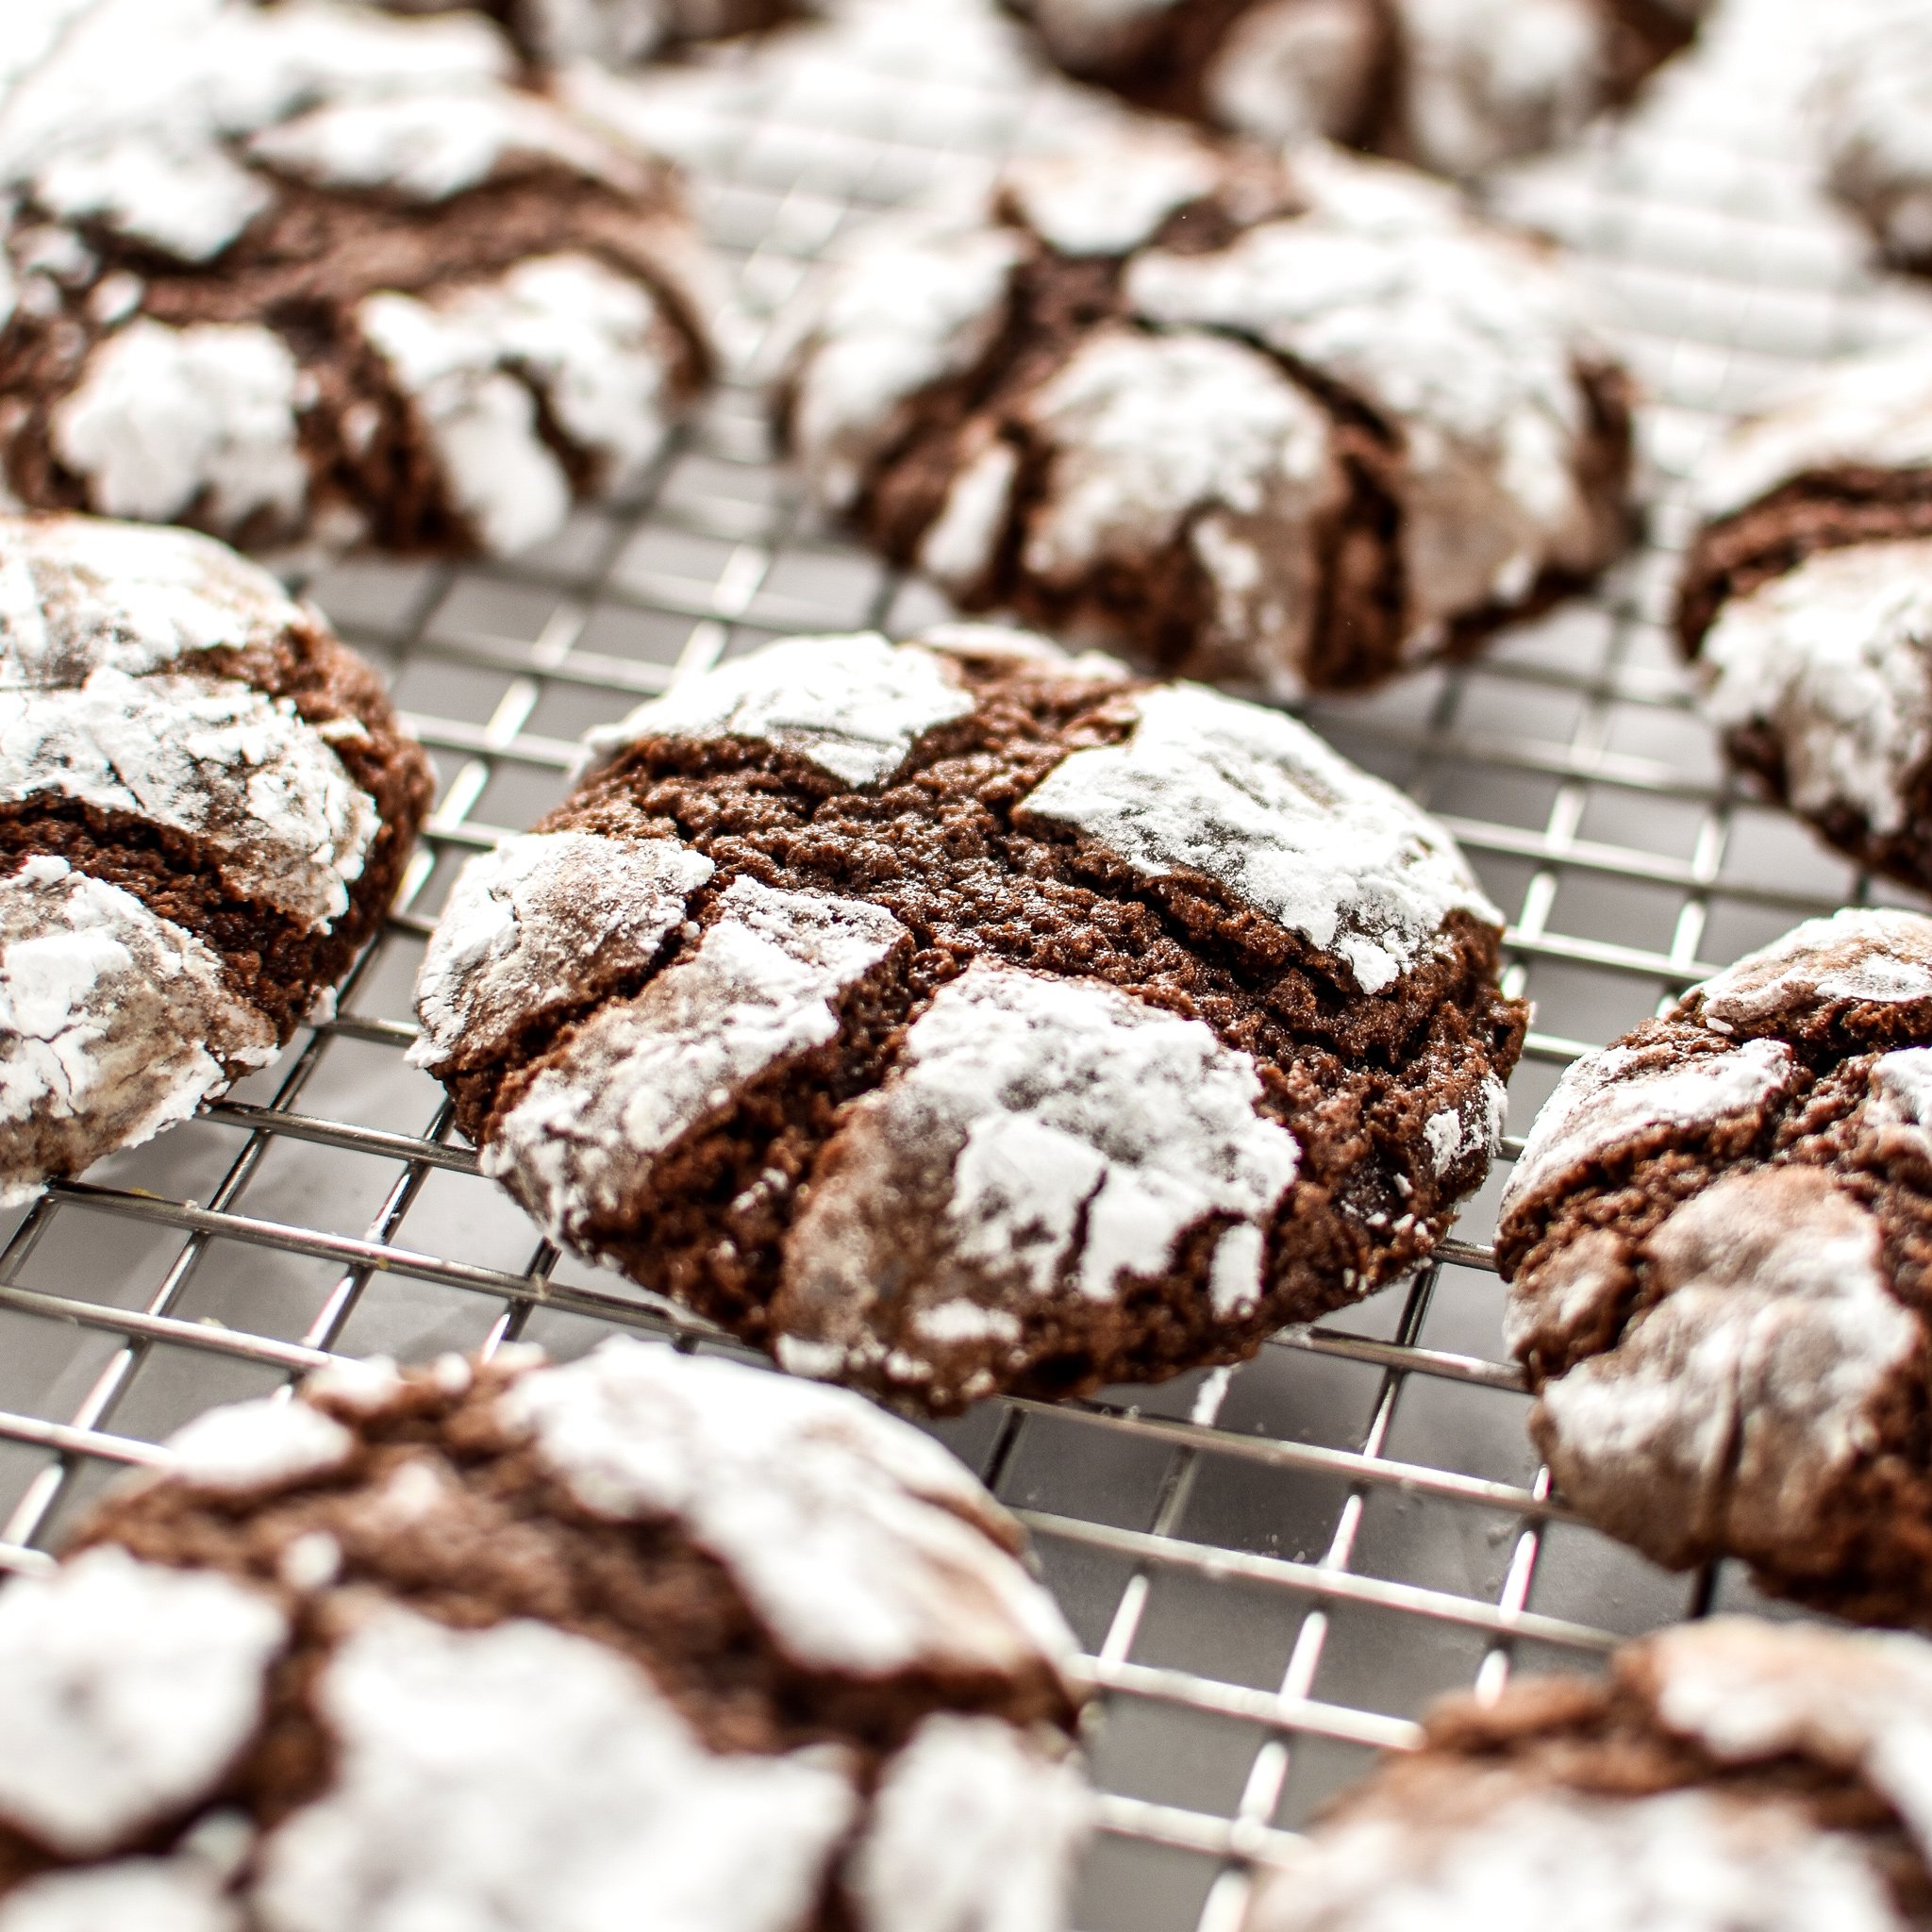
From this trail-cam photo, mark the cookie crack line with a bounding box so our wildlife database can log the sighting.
[412,623,1521,1412]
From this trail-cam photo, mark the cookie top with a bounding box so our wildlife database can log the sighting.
[375,0,804,64]
[1006,0,1708,180]
[411,623,1523,1410]
[0,0,712,559]
[1813,0,1932,275]
[776,128,1633,699]
[1677,344,1932,893]
[1246,1616,1932,1932]
[0,1337,1087,1932]
[0,511,430,1206]
[1496,907,1932,1624]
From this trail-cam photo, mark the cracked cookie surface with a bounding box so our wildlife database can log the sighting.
[1497,907,1932,1624]
[775,126,1635,700]
[0,0,713,560]
[0,1338,1088,1932]
[411,623,1524,1410]
[0,510,430,1206]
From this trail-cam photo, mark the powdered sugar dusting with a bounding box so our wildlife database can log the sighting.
[1535,1167,1919,1566]
[410,831,714,1075]
[1204,0,1381,146]
[1501,1035,1797,1215]
[1001,124,1221,257]
[1700,540,1932,835]
[0,1547,286,1858]
[498,1337,1080,1676]
[0,856,276,1208]
[851,1716,1090,1932]
[1021,681,1496,993]
[1696,908,1932,1030]
[596,631,976,787]
[0,666,377,929]
[253,1607,858,1932]
[166,1396,355,1494]
[486,877,906,1246]
[1815,7,1932,273]
[775,962,1299,1389]
[0,1862,242,1932]
[1872,1045,1932,1140]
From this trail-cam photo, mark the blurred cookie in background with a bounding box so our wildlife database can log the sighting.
[0,0,715,562]
[1004,0,1713,180]
[372,0,807,67]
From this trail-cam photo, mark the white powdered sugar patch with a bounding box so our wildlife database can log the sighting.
[596,631,975,787]
[1000,125,1221,257]
[1500,1035,1797,1215]
[498,1337,1079,1676]
[777,962,1299,1366]
[0,666,377,929]
[0,1548,285,1858]
[486,877,906,1245]
[1021,681,1496,993]
[1204,0,1382,146]
[1425,1074,1507,1176]
[166,1396,355,1494]
[0,857,276,1207]
[1696,908,1932,1030]
[1018,328,1341,694]
[252,1608,858,1932]
[1872,1045,1932,1146]
[410,831,714,1074]
[1700,540,1932,835]
[850,1716,1091,1932]
[1646,1618,1932,1862]
[0,1862,242,1932]
[918,436,1022,592]
[513,0,670,65]
[1023,0,1179,67]
[786,218,1024,512]
[1248,1781,1903,1932]
[50,320,309,537]
[1694,339,1932,524]
[1535,1167,1919,1565]
[1126,163,1603,646]
[0,514,309,687]
[1814,4,1932,270]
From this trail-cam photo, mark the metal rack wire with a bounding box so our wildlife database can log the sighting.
[3,1,1930,1926]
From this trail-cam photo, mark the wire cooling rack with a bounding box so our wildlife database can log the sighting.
[5,2,1932,1926]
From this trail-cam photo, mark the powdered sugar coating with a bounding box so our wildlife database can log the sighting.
[850,1716,1091,1932]
[1501,1035,1796,1215]
[0,1864,242,1932]
[598,631,976,787]
[774,962,1300,1396]
[0,856,276,1208]
[0,1547,286,1858]
[0,667,377,928]
[499,1337,1080,1676]
[1203,0,1381,147]
[253,1608,858,1932]
[1693,340,1932,525]
[1247,1780,1905,1932]
[410,831,714,1075]
[1700,539,1932,836]
[486,877,907,1247]
[1694,907,1932,1031]
[1000,123,1221,257]
[1814,1,1932,269]
[1022,681,1497,994]
[166,1396,355,1493]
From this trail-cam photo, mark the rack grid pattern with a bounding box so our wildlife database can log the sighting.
[2,3,1929,1928]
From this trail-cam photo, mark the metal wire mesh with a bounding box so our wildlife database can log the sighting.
[3,1,1930,1926]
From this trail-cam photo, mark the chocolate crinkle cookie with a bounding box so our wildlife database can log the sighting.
[1813,1,1932,275]
[1495,907,1932,1625]
[775,126,1636,700]
[371,0,804,67]
[1003,0,1710,180]
[0,0,713,560]
[1677,342,1932,895]
[1247,1617,1932,1932]
[409,624,1524,1411]
[0,1337,1090,1932]
[0,511,431,1208]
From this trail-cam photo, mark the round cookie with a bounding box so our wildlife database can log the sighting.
[0,510,432,1207]
[0,1337,1089,1931]
[1676,341,1932,894]
[410,623,1525,1411]
[372,0,803,66]
[1246,1617,1932,1932]
[775,127,1636,699]
[0,0,713,560]
[1813,1,1932,275]
[1003,0,1710,180]
[1495,907,1932,1625]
